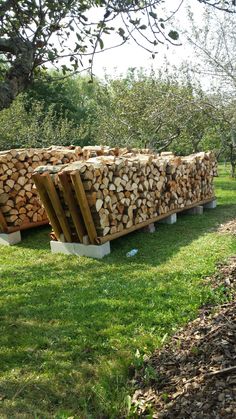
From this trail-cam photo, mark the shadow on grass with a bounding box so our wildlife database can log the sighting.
[19,224,51,250]
[18,201,236,268]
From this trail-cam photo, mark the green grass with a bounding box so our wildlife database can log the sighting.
[0,164,236,418]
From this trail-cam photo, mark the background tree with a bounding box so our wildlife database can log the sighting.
[0,67,233,165]
[185,6,236,92]
[0,0,235,111]
[94,69,222,154]
[24,72,104,145]
[0,95,79,150]
[179,4,236,175]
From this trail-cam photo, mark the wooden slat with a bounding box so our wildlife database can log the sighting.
[70,171,98,244]
[32,173,62,241]
[0,207,8,233]
[43,173,72,243]
[97,197,216,244]
[59,172,86,242]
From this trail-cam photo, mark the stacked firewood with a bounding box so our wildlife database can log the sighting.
[0,146,83,230]
[34,151,217,239]
[0,144,155,232]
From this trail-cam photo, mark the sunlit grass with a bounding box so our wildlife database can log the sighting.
[0,164,236,418]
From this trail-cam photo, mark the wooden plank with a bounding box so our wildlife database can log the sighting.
[97,196,216,244]
[32,173,62,241]
[0,207,8,233]
[43,173,72,243]
[70,171,98,244]
[59,172,86,242]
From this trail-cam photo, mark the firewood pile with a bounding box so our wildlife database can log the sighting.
[0,146,84,233]
[0,145,153,234]
[33,150,217,244]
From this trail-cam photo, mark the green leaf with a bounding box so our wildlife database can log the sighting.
[118,27,125,37]
[48,51,55,61]
[168,30,179,41]
[149,11,157,19]
[129,18,140,26]
[98,37,104,50]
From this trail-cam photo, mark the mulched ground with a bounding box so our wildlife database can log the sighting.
[131,257,236,418]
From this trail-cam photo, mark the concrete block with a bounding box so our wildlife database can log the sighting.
[183,205,203,215]
[0,231,21,246]
[50,240,111,259]
[203,199,217,209]
[159,213,177,225]
[142,223,156,233]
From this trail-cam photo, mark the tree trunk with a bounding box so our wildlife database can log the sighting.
[230,129,236,178]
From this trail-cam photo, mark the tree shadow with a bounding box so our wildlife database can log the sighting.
[18,200,236,270]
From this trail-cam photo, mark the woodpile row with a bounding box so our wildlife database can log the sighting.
[33,151,217,244]
[0,145,153,233]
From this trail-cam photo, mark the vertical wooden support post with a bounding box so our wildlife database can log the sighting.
[0,208,8,233]
[32,173,63,241]
[59,172,86,243]
[42,173,72,243]
[70,171,98,244]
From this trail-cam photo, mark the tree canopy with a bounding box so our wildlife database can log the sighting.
[0,0,235,111]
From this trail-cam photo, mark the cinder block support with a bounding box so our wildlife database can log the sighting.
[159,213,177,225]
[142,223,156,233]
[203,199,217,209]
[0,231,21,246]
[183,205,204,215]
[50,240,111,259]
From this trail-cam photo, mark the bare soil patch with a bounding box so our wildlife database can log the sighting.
[132,258,236,418]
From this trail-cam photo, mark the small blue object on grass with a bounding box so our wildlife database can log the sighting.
[126,249,138,257]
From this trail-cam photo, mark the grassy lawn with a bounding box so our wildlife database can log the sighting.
[0,165,236,418]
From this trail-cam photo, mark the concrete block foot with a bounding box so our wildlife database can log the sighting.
[159,213,177,225]
[50,240,111,259]
[142,223,156,233]
[183,205,203,215]
[204,199,217,209]
[0,231,21,246]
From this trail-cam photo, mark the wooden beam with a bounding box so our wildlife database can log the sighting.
[32,173,62,241]
[59,172,86,243]
[42,173,72,243]
[70,171,98,244]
